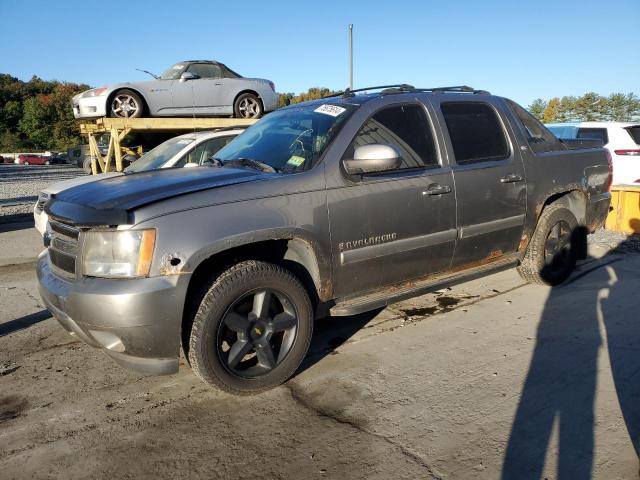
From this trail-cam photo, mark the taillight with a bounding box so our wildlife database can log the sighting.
[605,149,613,191]
[613,149,640,156]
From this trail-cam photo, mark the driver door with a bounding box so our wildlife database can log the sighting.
[171,63,226,115]
[328,102,457,297]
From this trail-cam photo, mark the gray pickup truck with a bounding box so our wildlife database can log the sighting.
[37,85,612,394]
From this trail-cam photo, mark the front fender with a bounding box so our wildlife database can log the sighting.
[184,227,333,301]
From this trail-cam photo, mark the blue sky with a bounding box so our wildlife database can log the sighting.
[0,0,638,107]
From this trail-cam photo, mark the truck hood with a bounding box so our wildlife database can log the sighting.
[46,167,271,226]
[43,172,122,195]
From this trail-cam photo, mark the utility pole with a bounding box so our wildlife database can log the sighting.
[348,24,353,90]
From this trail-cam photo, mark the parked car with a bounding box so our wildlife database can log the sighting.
[547,122,640,184]
[17,154,50,165]
[0,155,6,164]
[72,60,277,120]
[38,85,611,394]
[33,129,244,235]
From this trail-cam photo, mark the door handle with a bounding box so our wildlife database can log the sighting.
[500,174,523,183]
[214,82,222,86]
[423,184,452,196]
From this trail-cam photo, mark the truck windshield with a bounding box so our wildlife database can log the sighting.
[214,103,356,173]
[124,136,193,173]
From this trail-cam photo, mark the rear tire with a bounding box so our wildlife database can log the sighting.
[187,260,313,395]
[44,160,50,165]
[517,203,578,285]
[23,161,29,166]
[233,93,263,119]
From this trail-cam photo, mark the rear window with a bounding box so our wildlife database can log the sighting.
[577,128,609,145]
[441,102,509,164]
[626,127,640,145]
[506,100,565,153]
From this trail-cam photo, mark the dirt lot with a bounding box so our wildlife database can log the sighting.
[1,219,639,480]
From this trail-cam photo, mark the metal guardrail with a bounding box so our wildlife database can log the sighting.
[606,185,640,234]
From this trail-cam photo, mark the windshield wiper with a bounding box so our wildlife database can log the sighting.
[220,157,279,173]
[136,68,159,80]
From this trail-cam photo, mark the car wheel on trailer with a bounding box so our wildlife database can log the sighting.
[24,161,29,166]
[44,160,50,165]
[109,89,144,118]
[187,260,313,395]
[517,203,579,286]
[233,93,263,119]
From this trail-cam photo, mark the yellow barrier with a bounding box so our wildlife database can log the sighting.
[605,185,640,234]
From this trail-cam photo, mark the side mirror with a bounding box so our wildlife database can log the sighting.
[180,71,198,82]
[342,144,402,175]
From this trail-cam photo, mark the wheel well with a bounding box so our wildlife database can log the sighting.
[540,190,587,224]
[181,239,323,350]
[233,90,263,109]
[107,88,149,116]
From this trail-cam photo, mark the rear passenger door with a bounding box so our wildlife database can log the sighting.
[328,101,457,297]
[432,99,526,268]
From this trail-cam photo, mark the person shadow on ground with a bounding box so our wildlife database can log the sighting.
[501,233,640,479]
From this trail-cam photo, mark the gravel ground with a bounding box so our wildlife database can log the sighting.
[0,164,86,216]
[588,228,640,254]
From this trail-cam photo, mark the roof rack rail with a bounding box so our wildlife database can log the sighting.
[322,84,416,99]
[322,84,490,99]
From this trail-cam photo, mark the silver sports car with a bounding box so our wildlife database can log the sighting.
[72,60,278,119]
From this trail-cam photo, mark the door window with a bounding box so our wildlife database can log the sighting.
[176,136,236,167]
[441,102,509,164]
[344,104,438,170]
[506,99,565,153]
[187,63,222,79]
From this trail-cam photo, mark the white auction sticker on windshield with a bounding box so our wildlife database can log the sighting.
[314,104,346,117]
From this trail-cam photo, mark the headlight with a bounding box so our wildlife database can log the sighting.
[83,229,156,278]
[81,87,108,98]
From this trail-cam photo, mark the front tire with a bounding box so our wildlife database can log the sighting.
[109,89,144,118]
[233,93,263,119]
[187,260,313,395]
[517,203,578,285]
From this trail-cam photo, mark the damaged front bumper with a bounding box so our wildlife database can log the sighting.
[36,250,187,375]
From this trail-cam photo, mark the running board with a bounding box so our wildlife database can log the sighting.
[330,255,519,316]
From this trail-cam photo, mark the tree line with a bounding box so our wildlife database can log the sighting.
[528,92,640,124]
[0,74,89,152]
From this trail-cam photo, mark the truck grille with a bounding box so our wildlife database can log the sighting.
[48,220,80,277]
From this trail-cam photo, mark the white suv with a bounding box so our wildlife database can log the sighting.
[34,128,244,234]
[547,122,640,185]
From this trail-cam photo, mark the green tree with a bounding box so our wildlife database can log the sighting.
[556,96,577,122]
[19,95,53,149]
[574,92,603,121]
[0,130,22,151]
[528,99,547,121]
